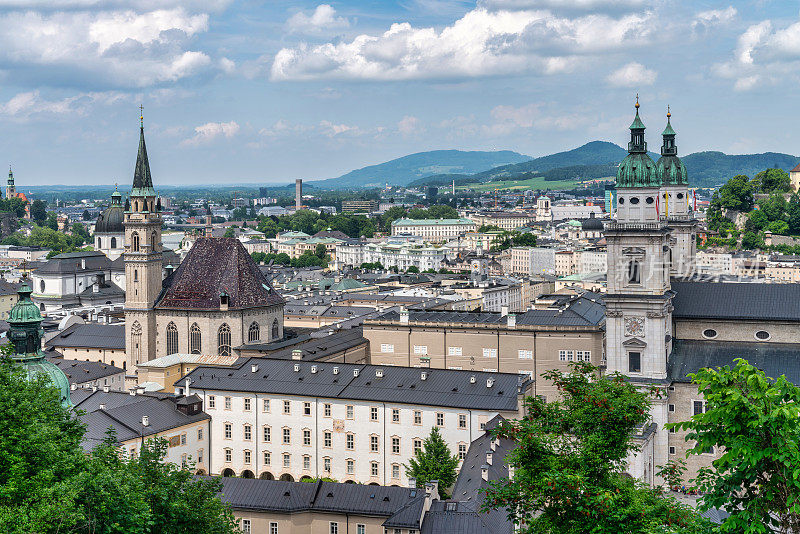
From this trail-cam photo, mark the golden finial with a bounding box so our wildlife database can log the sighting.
[667,105,671,118]
[635,93,640,109]
[139,104,144,127]
[115,182,118,192]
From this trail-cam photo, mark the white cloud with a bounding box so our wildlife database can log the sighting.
[271,7,654,81]
[479,0,646,12]
[181,121,240,146]
[286,4,350,34]
[219,57,236,74]
[0,0,231,11]
[398,115,422,135]
[693,6,736,31]
[0,8,213,87]
[605,61,656,87]
[482,102,591,136]
[0,90,129,119]
[318,120,361,137]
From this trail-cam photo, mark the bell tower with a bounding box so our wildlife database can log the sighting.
[124,108,162,373]
[6,166,16,200]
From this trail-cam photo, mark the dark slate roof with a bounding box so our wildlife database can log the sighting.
[672,280,800,322]
[216,477,423,526]
[156,237,284,310]
[47,357,123,383]
[132,126,153,189]
[669,339,800,385]
[421,500,513,534]
[95,204,124,234]
[78,283,125,298]
[34,251,111,275]
[0,279,22,296]
[177,359,523,411]
[45,323,125,350]
[74,390,209,451]
[237,327,367,362]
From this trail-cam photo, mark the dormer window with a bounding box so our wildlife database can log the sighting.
[220,292,229,307]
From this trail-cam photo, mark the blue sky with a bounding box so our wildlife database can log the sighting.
[1,0,799,185]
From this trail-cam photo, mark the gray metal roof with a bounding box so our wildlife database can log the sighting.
[34,251,111,275]
[238,327,367,362]
[47,357,123,383]
[672,281,800,322]
[668,339,800,385]
[420,500,512,534]
[46,323,125,350]
[178,359,522,411]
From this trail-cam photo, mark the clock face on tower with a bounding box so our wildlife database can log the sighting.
[624,316,645,337]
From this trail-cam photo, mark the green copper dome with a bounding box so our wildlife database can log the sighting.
[655,111,688,185]
[616,100,659,188]
[6,284,72,408]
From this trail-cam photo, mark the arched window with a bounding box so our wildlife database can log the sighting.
[110,237,117,248]
[272,319,280,340]
[134,269,138,282]
[131,321,142,365]
[131,232,140,252]
[96,237,101,248]
[248,322,260,342]
[190,323,201,354]
[166,322,178,355]
[40,280,45,292]
[217,324,231,356]
[151,231,158,251]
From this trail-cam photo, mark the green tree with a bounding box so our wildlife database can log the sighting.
[482,362,711,534]
[670,359,800,534]
[758,193,788,222]
[0,197,28,218]
[754,168,791,193]
[745,209,769,232]
[788,194,800,235]
[30,200,47,224]
[315,243,327,259]
[45,212,58,231]
[406,265,420,273]
[478,224,502,232]
[223,227,236,238]
[767,220,789,235]
[405,427,460,498]
[741,231,764,250]
[714,175,754,212]
[81,209,91,221]
[71,223,90,245]
[511,232,537,247]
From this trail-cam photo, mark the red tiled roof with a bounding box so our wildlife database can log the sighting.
[792,163,800,173]
[156,237,284,310]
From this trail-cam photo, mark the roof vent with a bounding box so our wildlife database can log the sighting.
[141,415,150,427]
[251,364,259,373]
[376,369,383,378]
[99,403,106,410]
[333,367,339,375]
[486,378,495,388]
[353,369,360,377]
[470,375,476,384]
[294,363,300,372]
[421,371,427,381]
[129,389,136,396]
[70,383,77,391]
[311,365,318,374]
[102,386,109,393]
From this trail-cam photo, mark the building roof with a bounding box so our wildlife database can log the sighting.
[177,359,523,411]
[136,352,240,369]
[668,339,800,385]
[45,323,125,350]
[0,279,22,296]
[672,280,800,322]
[392,218,476,226]
[216,477,424,526]
[156,237,284,311]
[34,251,111,275]
[421,500,512,534]
[47,357,124,383]
[95,204,124,234]
[237,327,367,361]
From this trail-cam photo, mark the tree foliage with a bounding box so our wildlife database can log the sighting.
[405,427,460,498]
[753,168,791,194]
[482,362,711,534]
[713,175,754,212]
[670,359,800,534]
[30,200,47,224]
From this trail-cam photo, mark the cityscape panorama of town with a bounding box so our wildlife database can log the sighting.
[1,1,799,533]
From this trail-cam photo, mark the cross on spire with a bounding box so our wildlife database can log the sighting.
[139,104,144,127]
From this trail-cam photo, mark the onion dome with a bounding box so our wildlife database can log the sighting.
[95,186,124,234]
[6,284,71,407]
[581,212,603,231]
[616,97,659,188]
[655,107,688,185]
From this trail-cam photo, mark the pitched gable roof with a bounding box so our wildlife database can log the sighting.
[156,237,284,311]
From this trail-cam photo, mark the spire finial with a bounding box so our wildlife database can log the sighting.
[667,105,671,119]
[635,93,639,109]
[139,104,144,127]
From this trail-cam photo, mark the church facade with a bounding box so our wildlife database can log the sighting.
[123,119,285,373]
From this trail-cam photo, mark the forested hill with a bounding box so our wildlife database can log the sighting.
[682,152,800,187]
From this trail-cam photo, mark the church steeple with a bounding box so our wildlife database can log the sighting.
[628,95,647,153]
[660,106,677,157]
[132,108,154,195]
[7,166,13,186]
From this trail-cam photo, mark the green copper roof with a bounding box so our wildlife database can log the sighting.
[662,117,676,136]
[6,284,72,408]
[617,152,659,188]
[656,156,688,185]
[629,109,645,130]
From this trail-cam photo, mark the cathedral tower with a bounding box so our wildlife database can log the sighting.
[124,111,162,372]
[655,108,697,276]
[605,99,673,483]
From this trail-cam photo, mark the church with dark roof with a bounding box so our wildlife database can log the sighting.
[123,116,285,372]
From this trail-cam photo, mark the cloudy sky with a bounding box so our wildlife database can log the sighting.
[1,0,798,185]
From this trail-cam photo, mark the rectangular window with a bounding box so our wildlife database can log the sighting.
[413,345,428,355]
[304,402,311,416]
[224,449,232,462]
[391,464,400,479]
[566,350,574,362]
[282,428,291,444]
[629,352,641,373]
[262,399,270,412]
[283,400,291,415]
[448,346,462,356]
[198,449,203,463]
[346,405,354,419]
[263,426,271,442]
[181,433,187,445]
[303,455,310,470]
[483,348,497,358]
[669,446,676,455]
[518,349,533,359]
[244,450,251,464]
[283,453,290,468]
[270,523,278,534]
[242,519,251,534]
[207,395,215,409]
[370,435,379,452]
[391,437,400,454]
[371,462,379,476]
[357,525,365,534]
[436,413,444,427]
[413,411,422,425]
[458,414,467,429]
[693,401,705,416]
[324,431,332,448]
[370,407,378,421]
[559,350,566,361]
[324,403,332,417]
[303,429,311,446]
[346,459,354,474]
[458,443,466,459]
[669,404,675,412]
[392,409,400,423]
[198,428,203,441]
[244,398,251,411]
[243,425,251,441]
[224,397,231,410]
[346,434,354,450]
[263,451,271,465]
[381,344,394,353]
[330,522,339,534]
[224,423,232,440]
[414,439,422,454]
[324,457,331,472]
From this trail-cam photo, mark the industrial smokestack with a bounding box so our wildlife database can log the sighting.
[295,179,302,210]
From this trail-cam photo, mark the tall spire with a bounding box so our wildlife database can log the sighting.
[661,106,677,156]
[8,166,13,186]
[132,107,153,192]
[627,94,647,153]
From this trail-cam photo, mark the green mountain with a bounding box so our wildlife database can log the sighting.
[682,151,800,187]
[312,150,530,189]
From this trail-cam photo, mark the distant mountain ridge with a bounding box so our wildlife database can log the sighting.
[329,141,800,190]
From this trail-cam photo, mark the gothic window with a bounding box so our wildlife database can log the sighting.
[218,323,231,356]
[190,323,201,354]
[248,322,260,342]
[110,237,117,248]
[627,260,641,285]
[132,232,140,252]
[131,321,142,365]
[166,322,178,355]
[271,319,279,340]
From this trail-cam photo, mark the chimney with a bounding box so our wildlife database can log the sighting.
[486,378,495,388]
[400,308,409,325]
[481,465,489,481]
[292,349,302,360]
[185,378,191,396]
[311,365,318,374]
[81,258,86,270]
[469,375,476,384]
[408,477,417,489]
[486,451,493,465]
[507,313,516,328]
[333,367,339,375]
[294,363,300,372]
[99,403,106,410]
[141,415,150,427]
[205,215,213,238]
[102,385,109,393]
[70,383,77,391]
[425,480,439,499]
[420,371,427,381]
[129,389,136,396]
[295,179,303,210]
[251,364,259,373]
[500,305,508,317]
